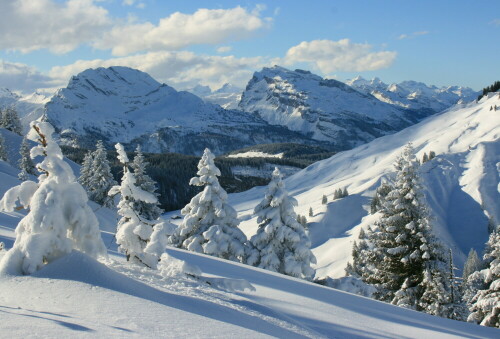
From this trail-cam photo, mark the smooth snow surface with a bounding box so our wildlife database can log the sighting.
[227,151,284,159]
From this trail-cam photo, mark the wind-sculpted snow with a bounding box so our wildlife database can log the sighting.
[43,66,321,155]
[233,93,500,279]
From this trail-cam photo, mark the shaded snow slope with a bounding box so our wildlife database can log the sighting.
[0,88,49,132]
[239,66,440,149]
[232,93,500,278]
[43,66,320,155]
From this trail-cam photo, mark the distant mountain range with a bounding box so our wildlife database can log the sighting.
[0,65,478,155]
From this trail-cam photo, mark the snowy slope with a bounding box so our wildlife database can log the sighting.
[347,76,478,112]
[232,92,500,279]
[44,66,318,155]
[239,66,441,149]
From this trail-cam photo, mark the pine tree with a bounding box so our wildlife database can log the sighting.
[169,148,247,262]
[109,143,159,267]
[468,229,500,327]
[18,136,36,181]
[365,144,449,313]
[78,149,94,190]
[342,187,349,197]
[429,151,436,160]
[0,122,107,275]
[130,146,162,220]
[87,140,116,207]
[462,248,482,281]
[0,107,22,135]
[322,194,327,205]
[0,133,7,162]
[247,167,316,279]
[422,153,429,163]
[309,207,313,217]
[370,182,392,214]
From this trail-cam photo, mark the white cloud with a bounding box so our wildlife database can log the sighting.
[0,0,111,54]
[0,2,269,55]
[216,46,232,53]
[48,51,269,90]
[283,39,397,73]
[0,60,58,93]
[490,18,500,26]
[94,6,271,56]
[398,31,429,40]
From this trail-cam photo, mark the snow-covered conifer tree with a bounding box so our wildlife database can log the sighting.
[0,133,7,162]
[321,194,327,204]
[87,140,116,207]
[18,136,36,181]
[169,148,247,262]
[130,145,162,220]
[365,144,450,313]
[0,107,22,135]
[463,248,483,281]
[342,187,349,197]
[109,143,161,267]
[468,229,500,327]
[247,167,316,279]
[78,149,94,189]
[309,207,313,217]
[370,182,392,214]
[0,122,107,275]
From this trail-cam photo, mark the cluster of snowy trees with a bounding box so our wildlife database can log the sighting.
[0,132,315,280]
[333,187,349,200]
[345,143,500,327]
[170,149,316,280]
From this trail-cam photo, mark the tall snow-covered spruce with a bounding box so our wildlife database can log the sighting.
[247,167,316,280]
[468,228,500,328]
[169,148,247,262]
[0,107,22,135]
[359,144,455,316]
[130,146,163,220]
[0,133,7,162]
[109,143,165,268]
[87,140,116,208]
[0,122,107,275]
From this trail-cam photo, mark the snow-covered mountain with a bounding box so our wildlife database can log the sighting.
[188,83,242,109]
[232,92,500,279]
[238,66,440,150]
[346,75,479,112]
[0,88,49,131]
[42,66,323,155]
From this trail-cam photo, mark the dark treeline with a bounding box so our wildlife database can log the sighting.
[477,80,500,100]
[61,143,335,212]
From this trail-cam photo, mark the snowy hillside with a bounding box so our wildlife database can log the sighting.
[346,76,478,112]
[239,66,445,149]
[43,66,321,155]
[232,92,500,279]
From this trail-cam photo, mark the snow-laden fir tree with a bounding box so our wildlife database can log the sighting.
[169,148,247,262]
[78,149,94,189]
[109,143,162,268]
[87,140,116,207]
[0,107,22,135]
[18,136,36,181]
[321,194,327,204]
[0,133,7,162]
[365,144,452,315]
[345,227,374,279]
[0,122,107,275]
[370,182,392,214]
[468,228,500,328]
[247,167,316,280]
[463,248,483,281]
[130,145,162,220]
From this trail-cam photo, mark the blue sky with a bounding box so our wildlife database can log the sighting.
[0,0,498,93]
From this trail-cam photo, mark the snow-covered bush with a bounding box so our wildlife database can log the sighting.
[0,122,107,275]
[169,148,247,262]
[248,167,316,280]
